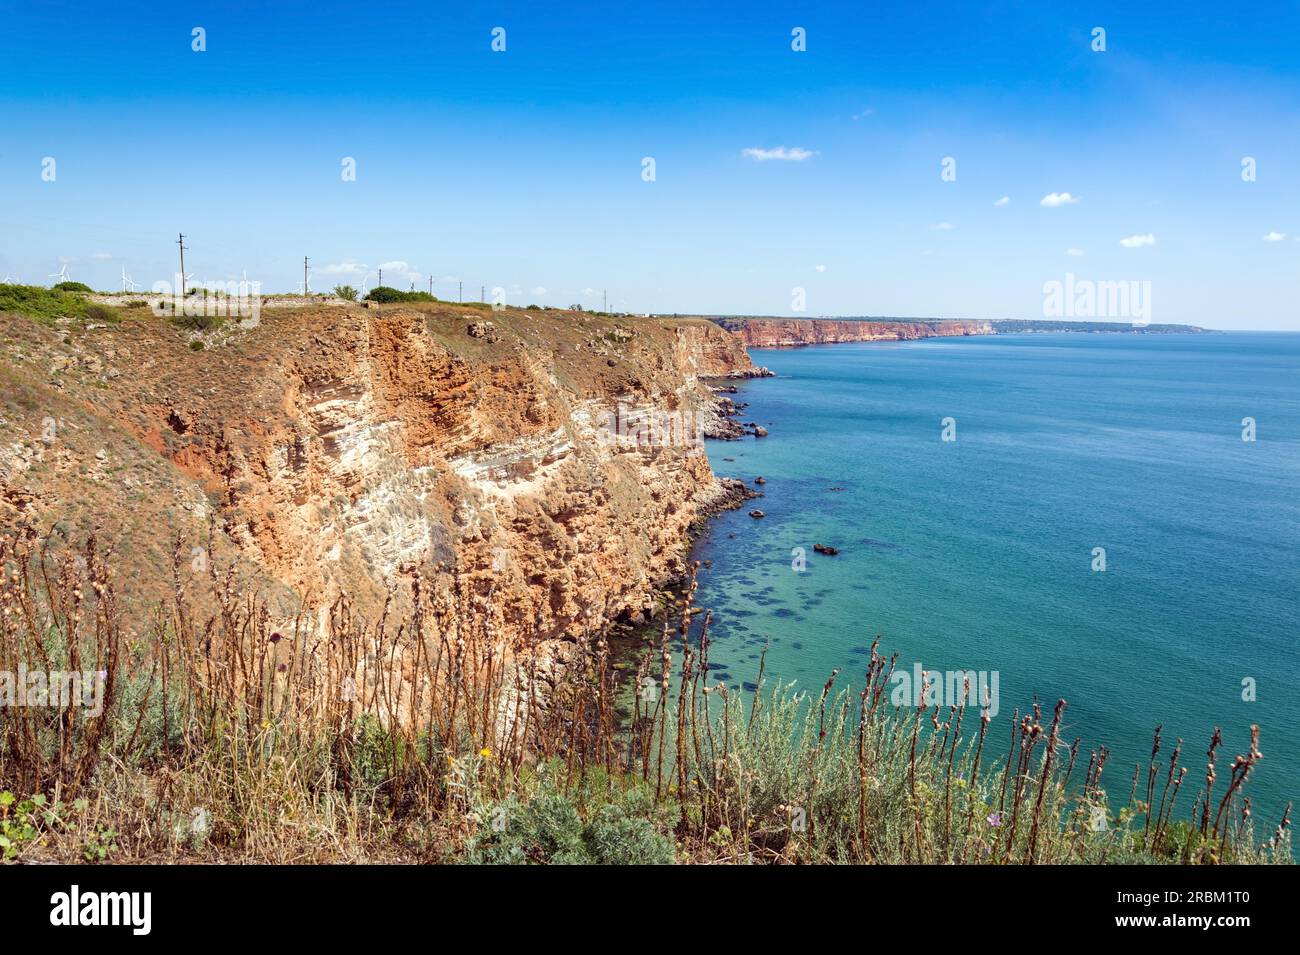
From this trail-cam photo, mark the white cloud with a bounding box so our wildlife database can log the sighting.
[851,108,874,120]
[931,222,955,230]
[1263,231,1287,242]
[1040,192,1080,207]
[530,286,547,296]
[742,146,817,162]
[1119,233,1156,248]
[1066,248,1085,257]
[91,251,112,260]
[374,260,421,283]
[581,287,596,296]
[993,196,1010,207]
[325,261,369,274]
[814,264,826,272]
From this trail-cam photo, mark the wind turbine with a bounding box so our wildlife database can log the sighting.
[121,266,139,293]
[48,264,71,285]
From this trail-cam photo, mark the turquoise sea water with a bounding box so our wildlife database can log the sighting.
[691,333,1299,821]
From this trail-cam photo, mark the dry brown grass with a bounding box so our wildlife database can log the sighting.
[0,531,1290,864]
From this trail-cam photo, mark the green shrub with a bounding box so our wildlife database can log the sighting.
[82,303,120,323]
[333,284,359,302]
[348,714,406,791]
[466,780,675,865]
[171,312,223,332]
[0,792,41,860]
[52,281,93,293]
[0,284,98,325]
[584,797,677,865]
[364,286,437,304]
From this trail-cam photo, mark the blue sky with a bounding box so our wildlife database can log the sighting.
[2,1,1298,328]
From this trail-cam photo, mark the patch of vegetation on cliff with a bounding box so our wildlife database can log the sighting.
[364,285,438,303]
[0,283,119,326]
[0,534,1288,865]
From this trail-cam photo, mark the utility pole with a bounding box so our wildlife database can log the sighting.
[458,281,462,302]
[303,256,310,297]
[480,285,485,303]
[428,276,433,296]
[603,289,607,312]
[176,233,188,295]
[378,268,383,287]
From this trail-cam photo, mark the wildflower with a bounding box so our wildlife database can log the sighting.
[480,747,492,759]
[986,811,1002,828]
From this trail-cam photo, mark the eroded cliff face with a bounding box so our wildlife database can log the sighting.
[713,318,994,347]
[0,305,758,646]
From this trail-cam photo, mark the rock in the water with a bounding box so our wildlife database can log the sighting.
[754,476,766,485]
[748,509,765,519]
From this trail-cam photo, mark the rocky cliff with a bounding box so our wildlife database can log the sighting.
[711,317,995,347]
[0,304,759,646]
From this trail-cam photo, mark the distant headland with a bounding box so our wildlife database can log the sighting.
[664,316,1208,348]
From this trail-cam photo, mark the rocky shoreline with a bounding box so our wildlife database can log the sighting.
[701,365,773,440]
[604,377,769,672]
